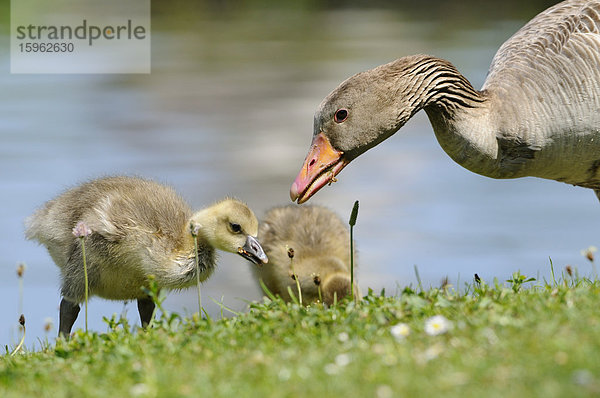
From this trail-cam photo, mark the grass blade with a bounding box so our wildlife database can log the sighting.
[349,200,359,301]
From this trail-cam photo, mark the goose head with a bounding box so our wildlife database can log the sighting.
[290,56,431,204]
[190,199,268,265]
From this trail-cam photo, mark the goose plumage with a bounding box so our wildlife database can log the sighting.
[255,205,359,305]
[290,0,600,203]
[26,176,267,336]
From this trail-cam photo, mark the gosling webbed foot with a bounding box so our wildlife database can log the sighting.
[137,297,155,328]
[58,298,80,338]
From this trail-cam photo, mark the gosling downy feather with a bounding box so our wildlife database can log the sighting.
[255,205,359,305]
[26,176,267,335]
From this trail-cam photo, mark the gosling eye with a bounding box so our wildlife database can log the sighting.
[229,222,242,234]
[334,108,348,123]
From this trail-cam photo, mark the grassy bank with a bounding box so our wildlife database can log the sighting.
[2,273,600,398]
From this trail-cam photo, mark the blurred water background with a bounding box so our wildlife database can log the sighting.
[2,0,598,349]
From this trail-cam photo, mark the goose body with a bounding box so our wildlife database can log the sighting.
[26,176,267,335]
[255,205,359,305]
[290,0,600,203]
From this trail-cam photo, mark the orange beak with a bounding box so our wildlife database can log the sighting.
[290,133,348,204]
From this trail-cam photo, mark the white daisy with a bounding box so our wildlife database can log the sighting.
[335,353,351,367]
[424,315,452,336]
[337,332,349,342]
[390,323,410,340]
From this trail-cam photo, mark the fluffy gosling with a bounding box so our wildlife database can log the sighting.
[254,205,359,305]
[26,176,267,336]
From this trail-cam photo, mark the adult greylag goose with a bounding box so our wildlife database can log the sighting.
[255,205,359,305]
[26,176,267,336]
[290,0,600,204]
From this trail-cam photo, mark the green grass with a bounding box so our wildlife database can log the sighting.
[2,274,600,397]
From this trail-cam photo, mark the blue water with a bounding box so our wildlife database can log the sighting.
[1,10,598,350]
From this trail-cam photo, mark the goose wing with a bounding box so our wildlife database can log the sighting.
[485,0,600,92]
[482,0,600,187]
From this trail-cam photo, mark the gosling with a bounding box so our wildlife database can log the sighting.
[254,205,359,305]
[26,176,268,336]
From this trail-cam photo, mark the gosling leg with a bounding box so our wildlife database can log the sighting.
[58,298,80,337]
[137,297,155,327]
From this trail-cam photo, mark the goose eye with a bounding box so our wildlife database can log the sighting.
[334,108,348,123]
[229,223,242,233]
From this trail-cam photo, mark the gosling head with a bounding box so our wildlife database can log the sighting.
[190,199,268,265]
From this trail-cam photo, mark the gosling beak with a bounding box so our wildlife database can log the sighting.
[238,235,268,265]
[290,132,348,204]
